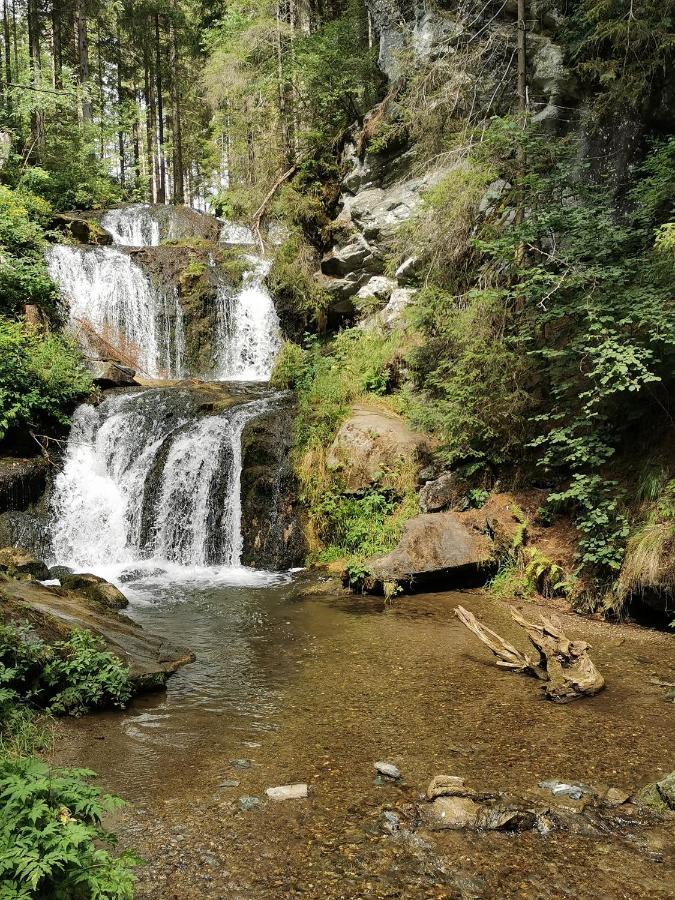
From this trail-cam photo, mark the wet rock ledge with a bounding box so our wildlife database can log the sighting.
[0,548,192,692]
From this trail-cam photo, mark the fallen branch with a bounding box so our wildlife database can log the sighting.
[455,606,605,702]
[251,164,298,253]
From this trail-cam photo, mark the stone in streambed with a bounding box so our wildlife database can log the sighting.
[60,572,129,610]
[219,780,240,789]
[423,796,481,830]
[265,784,308,801]
[426,775,475,800]
[374,761,401,780]
[238,796,261,811]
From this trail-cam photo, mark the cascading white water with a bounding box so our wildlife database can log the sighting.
[46,245,166,377]
[101,204,162,247]
[216,257,282,381]
[50,391,272,573]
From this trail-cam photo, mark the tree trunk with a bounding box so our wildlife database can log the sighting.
[144,44,156,202]
[10,0,17,83]
[75,0,91,123]
[51,0,62,89]
[116,18,125,190]
[169,20,184,204]
[517,0,528,115]
[154,13,166,204]
[26,0,43,152]
[2,0,12,106]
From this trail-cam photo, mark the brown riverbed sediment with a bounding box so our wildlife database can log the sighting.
[53,578,675,898]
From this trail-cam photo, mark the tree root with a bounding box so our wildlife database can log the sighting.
[455,605,605,702]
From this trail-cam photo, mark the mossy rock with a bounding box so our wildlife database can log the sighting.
[52,213,113,246]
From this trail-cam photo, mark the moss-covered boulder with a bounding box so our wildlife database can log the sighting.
[52,212,113,246]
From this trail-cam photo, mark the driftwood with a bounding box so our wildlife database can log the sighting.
[455,606,605,703]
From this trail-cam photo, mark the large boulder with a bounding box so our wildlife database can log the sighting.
[419,472,460,513]
[0,547,50,581]
[60,572,129,610]
[90,360,137,388]
[326,406,428,493]
[362,512,493,592]
[52,213,113,246]
[240,401,306,570]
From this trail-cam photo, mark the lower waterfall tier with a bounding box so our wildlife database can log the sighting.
[48,385,304,576]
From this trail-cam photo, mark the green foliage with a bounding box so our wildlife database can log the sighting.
[0,624,131,720]
[314,487,414,563]
[270,340,305,390]
[291,328,405,454]
[406,287,531,468]
[0,755,138,899]
[0,319,92,444]
[0,185,58,317]
[568,0,674,113]
[291,1,383,151]
[267,234,329,332]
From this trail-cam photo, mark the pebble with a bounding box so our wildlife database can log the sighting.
[382,810,400,833]
[374,761,401,780]
[219,780,240,789]
[231,759,252,769]
[238,796,261,811]
[538,780,589,800]
[265,783,309,801]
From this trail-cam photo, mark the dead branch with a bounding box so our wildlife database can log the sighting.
[455,605,605,702]
[251,164,298,254]
[455,605,544,677]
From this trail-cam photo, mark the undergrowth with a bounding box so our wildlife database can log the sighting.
[0,624,137,898]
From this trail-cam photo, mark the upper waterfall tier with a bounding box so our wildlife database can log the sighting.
[46,206,281,380]
[49,388,275,572]
[101,203,221,248]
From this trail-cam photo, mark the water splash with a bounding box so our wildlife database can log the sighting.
[102,205,162,247]
[50,391,273,574]
[46,245,164,377]
[216,257,282,381]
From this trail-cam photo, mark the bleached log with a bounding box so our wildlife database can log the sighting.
[455,605,605,703]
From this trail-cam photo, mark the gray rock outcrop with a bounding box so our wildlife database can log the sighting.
[326,406,428,493]
[362,512,493,592]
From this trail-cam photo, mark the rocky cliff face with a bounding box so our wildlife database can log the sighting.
[240,399,306,570]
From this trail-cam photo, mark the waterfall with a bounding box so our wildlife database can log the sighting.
[101,205,162,247]
[50,390,272,573]
[216,257,282,381]
[45,245,185,378]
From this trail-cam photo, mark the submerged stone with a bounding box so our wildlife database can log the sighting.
[238,796,261,811]
[374,762,401,780]
[265,784,308,801]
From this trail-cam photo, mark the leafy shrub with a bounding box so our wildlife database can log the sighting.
[0,319,92,444]
[0,185,59,317]
[267,233,329,333]
[406,288,531,468]
[0,756,138,899]
[0,624,131,719]
[270,341,305,390]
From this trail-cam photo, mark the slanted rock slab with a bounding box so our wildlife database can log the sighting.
[0,576,192,691]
